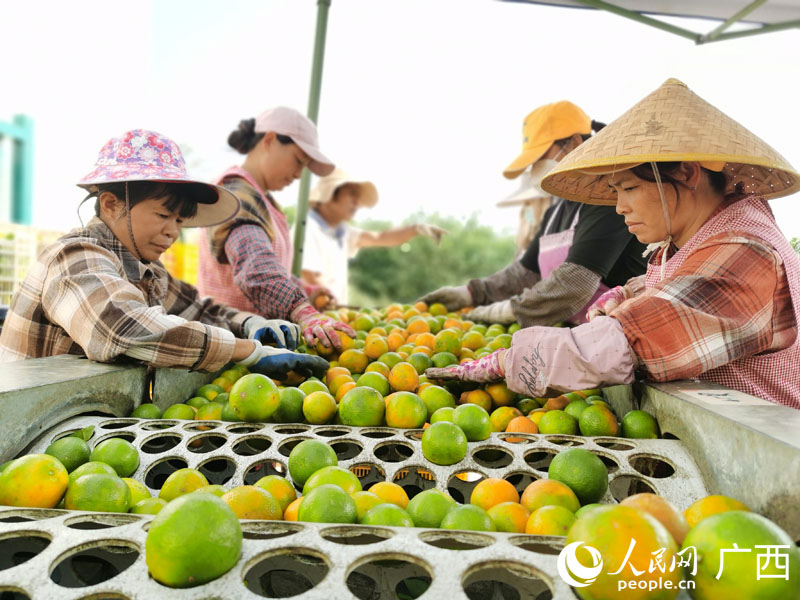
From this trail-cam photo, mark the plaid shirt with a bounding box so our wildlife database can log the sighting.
[196,171,306,319]
[612,196,800,407]
[0,218,253,372]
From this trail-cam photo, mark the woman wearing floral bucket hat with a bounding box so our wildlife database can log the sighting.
[426,79,800,408]
[0,129,329,381]
[420,101,647,329]
[197,107,356,351]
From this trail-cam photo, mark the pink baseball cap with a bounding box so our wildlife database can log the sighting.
[77,129,240,228]
[254,107,335,176]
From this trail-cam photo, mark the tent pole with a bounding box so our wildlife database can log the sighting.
[573,0,699,42]
[700,0,768,43]
[292,0,331,277]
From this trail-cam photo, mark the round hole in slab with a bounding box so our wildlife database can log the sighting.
[662,431,680,440]
[508,536,563,555]
[629,455,675,479]
[331,439,364,461]
[186,433,227,454]
[272,425,310,435]
[463,561,554,600]
[226,423,263,434]
[315,427,350,438]
[504,471,540,497]
[144,458,188,489]
[403,430,424,442]
[373,441,412,463]
[277,437,308,457]
[232,436,272,456]
[472,447,513,469]
[243,548,329,598]
[524,449,558,471]
[0,509,64,523]
[244,460,288,485]
[419,530,495,550]
[140,433,181,454]
[497,432,537,445]
[141,420,178,431]
[0,588,31,599]
[361,429,395,439]
[94,431,136,445]
[321,526,394,545]
[351,463,385,489]
[0,533,50,571]
[182,421,220,432]
[50,541,139,588]
[595,438,636,451]
[65,514,140,530]
[197,457,236,485]
[593,452,620,474]
[241,521,303,541]
[609,475,657,501]
[447,471,486,504]
[346,554,432,600]
[544,435,584,447]
[98,419,138,430]
[392,467,435,499]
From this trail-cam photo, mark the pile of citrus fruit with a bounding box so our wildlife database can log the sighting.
[131,301,661,445]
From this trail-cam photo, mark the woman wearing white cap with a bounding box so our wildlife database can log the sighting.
[0,129,329,381]
[420,101,647,329]
[301,169,446,304]
[427,79,800,408]
[197,107,356,350]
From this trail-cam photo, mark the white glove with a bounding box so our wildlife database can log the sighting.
[244,316,301,350]
[418,285,472,311]
[466,300,516,324]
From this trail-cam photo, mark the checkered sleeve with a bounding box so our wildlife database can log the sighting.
[161,268,254,338]
[613,235,788,381]
[225,224,307,320]
[41,241,237,372]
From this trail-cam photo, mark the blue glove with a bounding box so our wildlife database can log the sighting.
[244,316,301,350]
[238,343,329,380]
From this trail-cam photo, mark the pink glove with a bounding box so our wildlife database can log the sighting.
[586,286,627,321]
[504,317,636,397]
[291,302,356,350]
[425,349,506,383]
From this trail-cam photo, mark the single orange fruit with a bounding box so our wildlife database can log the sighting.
[364,334,390,360]
[485,382,516,407]
[335,381,357,403]
[489,406,523,432]
[302,391,338,425]
[388,362,419,392]
[283,496,303,521]
[683,494,750,528]
[470,478,520,511]
[385,391,427,428]
[325,366,351,386]
[222,485,282,520]
[0,454,68,508]
[487,501,530,533]
[459,389,492,412]
[368,481,410,509]
[620,493,689,545]
[505,415,539,442]
[337,349,369,374]
[339,386,385,426]
[525,505,576,535]
[520,479,580,513]
[254,475,297,514]
[414,332,436,350]
[365,361,391,378]
[434,329,461,355]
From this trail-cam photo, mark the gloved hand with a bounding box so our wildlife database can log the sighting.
[466,300,516,325]
[306,285,336,310]
[425,349,506,383]
[237,341,329,380]
[244,316,301,350]
[291,302,356,350]
[414,223,447,244]
[418,285,472,311]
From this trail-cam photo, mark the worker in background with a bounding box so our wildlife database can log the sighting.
[420,101,647,327]
[301,168,446,305]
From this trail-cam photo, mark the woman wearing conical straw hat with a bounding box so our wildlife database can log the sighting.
[427,79,800,408]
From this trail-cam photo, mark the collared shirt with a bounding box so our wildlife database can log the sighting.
[0,218,252,372]
[302,209,362,303]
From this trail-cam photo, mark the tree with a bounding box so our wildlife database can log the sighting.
[347,212,516,306]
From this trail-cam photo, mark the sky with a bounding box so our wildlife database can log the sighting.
[1,0,799,240]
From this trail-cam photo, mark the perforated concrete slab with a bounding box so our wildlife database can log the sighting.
[26,417,709,513]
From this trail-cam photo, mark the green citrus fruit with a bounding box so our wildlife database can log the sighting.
[406,489,457,528]
[130,497,167,515]
[0,454,68,508]
[302,465,362,496]
[68,461,117,485]
[162,404,196,420]
[45,436,91,473]
[229,373,280,422]
[298,379,329,395]
[298,483,357,524]
[440,504,496,532]
[548,448,608,505]
[429,406,456,423]
[578,405,619,437]
[159,468,210,502]
[339,386,385,427]
[186,396,210,409]
[421,421,467,465]
[537,410,579,435]
[288,439,338,487]
[419,385,456,418]
[453,403,491,441]
[196,383,225,401]
[621,410,660,439]
[131,404,163,419]
[360,503,413,527]
[273,387,305,423]
[65,474,130,512]
[122,477,151,505]
[90,438,139,477]
[354,371,391,397]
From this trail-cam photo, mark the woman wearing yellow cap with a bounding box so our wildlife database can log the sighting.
[420,101,647,328]
[427,79,800,408]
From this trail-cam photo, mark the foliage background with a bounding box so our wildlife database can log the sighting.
[286,208,517,308]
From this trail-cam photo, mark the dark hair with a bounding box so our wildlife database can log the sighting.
[556,119,606,146]
[630,162,727,202]
[227,118,295,154]
[94,182,206,219]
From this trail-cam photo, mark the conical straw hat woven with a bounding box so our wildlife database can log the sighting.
[541,78,800,205]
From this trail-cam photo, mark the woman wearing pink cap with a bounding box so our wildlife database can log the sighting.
[197,107,355,351]
[0,129,329,381]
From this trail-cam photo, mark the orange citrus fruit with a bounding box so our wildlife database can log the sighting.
[368,481,410,509]
[159,468,210,502]
[254,475,297,514]
[222,485,282,520]
[229,373,280,422]
[283,496,303,521]
[459,389,492,412]
[487,501,530,533]
[485,382,515,407]
[351,491,384,520]
[525,505,576,535]
[388,362,419,392]
[385,391,427,429]
[489,406,523,432]
[520,479,580,513]
[470,478,520,511]
[302,391,337,424]
[683,494,750,528]
[338,349,369,374]
[0,454,68,508]
[364,334,389,360]
[620,493,689,545]
[505,416,539,442]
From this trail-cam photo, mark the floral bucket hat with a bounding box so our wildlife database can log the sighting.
[77,129,240,227]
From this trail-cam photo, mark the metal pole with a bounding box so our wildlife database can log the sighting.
[708,19,800,43]
[292,0,331,277]
[572,0,700,42]
[699,0,767,43]
[11,115,34,225]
